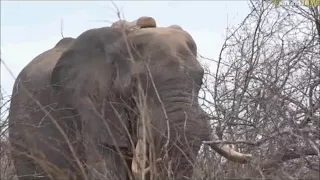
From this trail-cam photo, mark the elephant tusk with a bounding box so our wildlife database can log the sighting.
[137,158,162,177]
[111,16,157,30]
[132,138,253,178]
[205,139,253,164]
[131,139,148,176]
[131,139,162,177]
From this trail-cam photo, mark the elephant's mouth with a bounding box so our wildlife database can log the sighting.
[130,105,253,178]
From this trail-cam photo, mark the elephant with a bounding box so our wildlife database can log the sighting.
[8,16,251,180]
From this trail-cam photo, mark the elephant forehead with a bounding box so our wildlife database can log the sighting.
[127,27,197,54]
[124,27,201,73]
[54,37,75,49]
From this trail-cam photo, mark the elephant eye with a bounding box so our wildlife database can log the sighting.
[131,43,144,59]
[178,45,191,58]
[186,41,197,56]
[94,41,106,54]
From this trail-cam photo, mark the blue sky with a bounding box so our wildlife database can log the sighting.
[1,1,250,113]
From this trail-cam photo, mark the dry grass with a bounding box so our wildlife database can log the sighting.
[1,1,320,180]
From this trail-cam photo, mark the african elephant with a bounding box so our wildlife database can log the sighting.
[8,16,251,180]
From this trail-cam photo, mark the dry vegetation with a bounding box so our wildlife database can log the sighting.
[1,1,320,180]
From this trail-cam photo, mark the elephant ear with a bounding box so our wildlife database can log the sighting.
[51,27,134,98]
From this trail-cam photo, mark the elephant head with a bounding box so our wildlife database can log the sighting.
[49,20,250,180]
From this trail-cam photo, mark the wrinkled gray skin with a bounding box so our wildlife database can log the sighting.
[8,26,210,180]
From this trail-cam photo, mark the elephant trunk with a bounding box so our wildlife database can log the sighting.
[144,84,208,180]
[132,82,253,179]
[164,107,207,180]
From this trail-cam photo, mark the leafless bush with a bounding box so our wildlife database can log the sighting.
[196,0,320,179]
[1,90,16,180]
